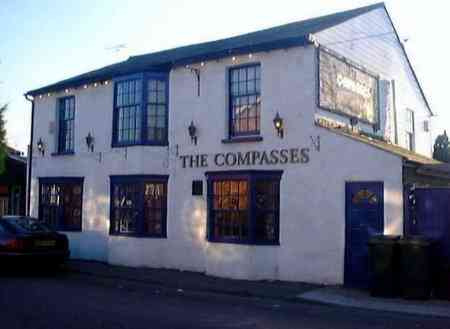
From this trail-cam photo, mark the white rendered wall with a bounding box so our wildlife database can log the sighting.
[30,45,404,285]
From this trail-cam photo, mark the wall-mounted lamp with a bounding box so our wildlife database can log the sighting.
[188,121,197,145]
[273,112,284,138]
[36,138,45,156]
[85,132,94,152]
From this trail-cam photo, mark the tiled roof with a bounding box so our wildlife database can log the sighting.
[26,3,384,96]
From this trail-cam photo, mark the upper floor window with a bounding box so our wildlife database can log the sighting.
[147,80,167,142]
[58,96,75,153]
[113,74,168,147]
[405,109,415,151]
[115,79,142,144]
[110,175,168,238]
[229,64,261,138]
[206,170,282,245]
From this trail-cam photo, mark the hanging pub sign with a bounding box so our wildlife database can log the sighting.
[318,47,379,125]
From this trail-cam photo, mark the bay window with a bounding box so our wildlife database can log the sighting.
[113,73,168,146]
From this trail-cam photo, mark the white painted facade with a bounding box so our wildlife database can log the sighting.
[28,8,431,285]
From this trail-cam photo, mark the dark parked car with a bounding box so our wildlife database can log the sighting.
[0,216,69,267]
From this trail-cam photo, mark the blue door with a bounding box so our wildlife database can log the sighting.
[345,182,384,288]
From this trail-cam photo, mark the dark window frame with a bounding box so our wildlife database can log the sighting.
[57,96,76,154]
[206,170,282,245]
[228,63,261,139]
[109,175,169,238]
[405,109,415,151]
[38,177,84,232]
[112,72,169,147]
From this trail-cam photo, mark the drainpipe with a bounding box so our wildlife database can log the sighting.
[24,94,34,216]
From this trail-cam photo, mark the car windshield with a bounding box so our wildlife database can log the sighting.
[1,217,52,233]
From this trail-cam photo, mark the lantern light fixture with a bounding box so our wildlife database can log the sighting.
[85,132,94,152]
[273,112,284,138]
[188,121,197,145]
[36,138,45,156]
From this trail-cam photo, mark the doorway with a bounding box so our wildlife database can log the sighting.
[345,182,384,288]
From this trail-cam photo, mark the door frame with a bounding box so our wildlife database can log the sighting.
[344,181,384,287]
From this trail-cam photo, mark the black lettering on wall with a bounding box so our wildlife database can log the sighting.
[279,149,289,164]
[237,152,251,166]
[290,148,300,163]
[225,153,237,166]
[200,154,208,167]
[269,150,279,164]
[214,153,225,167]
[251,151,261,165]
[259,151,271,165]
[300,148,310,163]
[180,155,189,168]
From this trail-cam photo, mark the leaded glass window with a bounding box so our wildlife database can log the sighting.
[110,176,168,237]
[211,180,249,241]
[229,64,261,137]
[115,80,142,144]
[39,178,83,231]
[113,75,168,146]
[207,171,282,245]
[146,79,167,143]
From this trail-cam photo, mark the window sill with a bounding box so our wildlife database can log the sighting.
[221,136,263,144]
[51,151,75,157]
[111,142,168,148]
[109,233,167,239]
[208,238,279,246]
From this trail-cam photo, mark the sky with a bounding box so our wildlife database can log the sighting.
[0,0,448,153]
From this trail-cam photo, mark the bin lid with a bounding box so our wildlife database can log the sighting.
[368,235,400,245]
[398,235,432,246]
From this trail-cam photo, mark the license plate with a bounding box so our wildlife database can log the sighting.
[35,240,56,247]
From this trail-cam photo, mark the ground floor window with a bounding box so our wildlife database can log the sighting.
[39,177,84,231]
[206,170,282,245]
[110,175,168,238]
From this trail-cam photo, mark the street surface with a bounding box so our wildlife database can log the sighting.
[0,269,449,329]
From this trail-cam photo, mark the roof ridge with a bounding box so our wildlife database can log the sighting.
[129,2,384,61]
[26,2,385,96]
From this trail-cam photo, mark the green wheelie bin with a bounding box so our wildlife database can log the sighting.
[368,235,400,297]
[398,236,433,300]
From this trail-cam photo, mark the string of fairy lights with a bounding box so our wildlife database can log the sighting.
[35,80,112,100]
[32,52,258,100]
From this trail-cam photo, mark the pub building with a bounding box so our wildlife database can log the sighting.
[25,3,437,286]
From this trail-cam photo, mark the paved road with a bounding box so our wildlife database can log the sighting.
[0,270,449,329]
